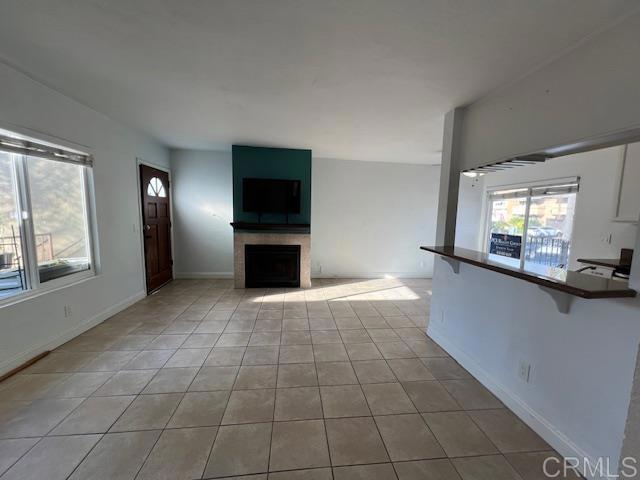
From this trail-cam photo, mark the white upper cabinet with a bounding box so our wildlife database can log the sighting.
[614,142,640,223]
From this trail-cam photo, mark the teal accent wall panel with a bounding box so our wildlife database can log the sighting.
[232,145,312,224]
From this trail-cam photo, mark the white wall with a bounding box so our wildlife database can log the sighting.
[456,147,638,269]
[311,157,439,278]
[0,62,169,375]
[433,12,640,479]
[170,149,234,278]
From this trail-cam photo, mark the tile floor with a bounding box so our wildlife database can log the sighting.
[0,278,578,479]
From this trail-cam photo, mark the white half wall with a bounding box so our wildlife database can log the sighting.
[170,149,233,278]
[429,260,640,477]
[0,61,169,375]
[311,157,439,278]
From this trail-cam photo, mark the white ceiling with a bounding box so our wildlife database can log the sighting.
[0,1,638,164]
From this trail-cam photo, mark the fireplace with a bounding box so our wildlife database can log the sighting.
[245,244,301,288]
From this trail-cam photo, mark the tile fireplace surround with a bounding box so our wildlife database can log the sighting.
[234,232,311,289]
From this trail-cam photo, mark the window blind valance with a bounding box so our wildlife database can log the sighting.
[0,133,93,167]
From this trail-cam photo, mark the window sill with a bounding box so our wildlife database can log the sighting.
[0,270,97,309]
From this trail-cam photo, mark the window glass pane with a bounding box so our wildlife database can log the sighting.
[27,156,90,282]
[0,153,28,298]
[524,192,576,273]
[487,197,526,268]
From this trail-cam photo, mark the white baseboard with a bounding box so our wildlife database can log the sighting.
[0,290,146,377]
[311,272,431,279]
[428,325,606,480]
[175,272,233,279]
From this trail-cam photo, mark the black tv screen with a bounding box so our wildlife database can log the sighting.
[243,178,301,214]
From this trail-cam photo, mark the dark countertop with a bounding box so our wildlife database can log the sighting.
[577,257,632,270]
[421,245,636,299]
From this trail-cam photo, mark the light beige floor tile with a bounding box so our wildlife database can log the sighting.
[234,365,278,389]
[137,426,217,480]
[313,344,349,362]
[452,455,523,480]
[274,387,323,421]
[24,352,96,374]
[93,369,156,395]
[362,383,416,415]
[123,350,174,370]
[279,345,314,364]
[423,412,499,457]
[165,348,210,368]
[190,366,239,391]
[225,319,257,333]
[205,348,246,366]
[309,318,338,331]
[182,333,221,348]
[45,372,114,398]
[79,351,138,372]
[269,467,331,479]
[311,330,341,344]
[270,420,330,471]
[281,330,311,345]
[367,329,400,341]
[168,390,230,427]
[345,343,382,361]
[377,342,415,359]
[249,332,281,346]
[69,430,160,480]
[325,417,389,466]
[243,346,279,365]
[320,385,370,418]
[143,367,199,393]
[339,330,371,344]
[1,434,100,480]
[110,393,182,431]
[50,395,134,434]
[217,333,251,347]
[316,362,358,385]
[468,409,550,453]
[222,389,275,424]
[394,459,462,480]
[147,334,188,350]
[0,438,40,476]
[254,318,283,332]
[334,317,364,330]
[402,381,460,412]
[421,358,472,380]
[333,463,398,480]
[404,339,448,357]
[387,359,434,381]
[504,451,581,480]
[195,321,228,334]
[204,422,272,478]
[0,398,84,439]
[441,379,503,410]
[375,413,444,461]
[352,360,397,384]
[0,374,71,401]
[277,364,318,388]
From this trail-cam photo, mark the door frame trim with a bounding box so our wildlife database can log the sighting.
[136,158,175,294]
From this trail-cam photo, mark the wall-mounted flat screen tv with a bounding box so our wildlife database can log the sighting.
[243,178,301,214]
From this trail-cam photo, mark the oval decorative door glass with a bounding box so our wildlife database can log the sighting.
[147,177,167,197]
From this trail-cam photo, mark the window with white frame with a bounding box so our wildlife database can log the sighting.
[0,129,95,302]
[484,179,579,273]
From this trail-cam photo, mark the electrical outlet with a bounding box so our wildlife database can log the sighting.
[518,360,531,383]
[64,305,72,318]
[440,309,446,324]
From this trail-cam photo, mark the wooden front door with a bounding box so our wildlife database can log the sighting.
[140,164,173,293]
